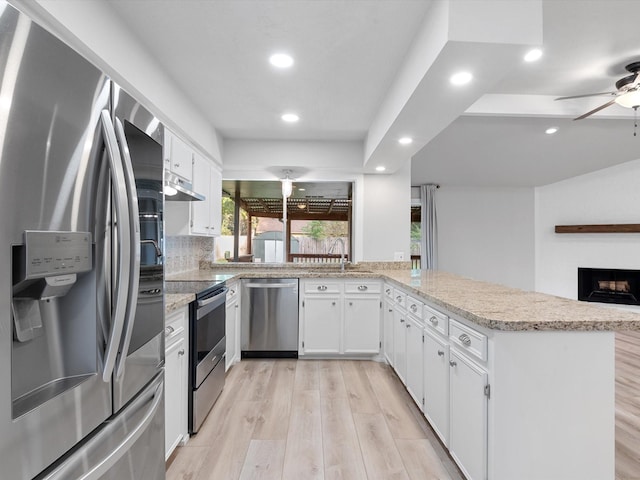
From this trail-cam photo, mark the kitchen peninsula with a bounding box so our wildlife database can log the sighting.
[165,263,640,480]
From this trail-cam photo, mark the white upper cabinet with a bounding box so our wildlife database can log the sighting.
[190,153,222,236]
[164,130,193,181]
[164,131,222,237]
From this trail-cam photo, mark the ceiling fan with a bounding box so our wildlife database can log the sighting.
[555,61,640,120]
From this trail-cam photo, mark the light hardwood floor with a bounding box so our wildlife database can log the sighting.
[616,331,640,480]
[167,335,640,480]
[166,360,464,480]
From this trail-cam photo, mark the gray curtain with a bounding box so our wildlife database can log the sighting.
[420,184,438,270]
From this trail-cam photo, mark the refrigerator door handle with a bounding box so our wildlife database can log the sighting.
[113,117,141,380]
[39,375,164,480]
[100,110,132,382]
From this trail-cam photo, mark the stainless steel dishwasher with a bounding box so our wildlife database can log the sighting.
[241,278,299,358]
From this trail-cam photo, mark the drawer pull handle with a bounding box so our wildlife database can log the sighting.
[396,295,402,302]
[174,163,180,168]
[406,324,410,329]
[178,349,185,356]
[389,309,393,313]
[437,350,445,357]
[459,333,472,346]
[358,285,368,291]
[385,288,391,294]
[349,301,353,306]
[449,360,457,367]
[317,285,328,291]
[164,326,175,336]
[400,318,405,323]
[410,304,417,313]
[429,316,438,326]
[332,301,336,306]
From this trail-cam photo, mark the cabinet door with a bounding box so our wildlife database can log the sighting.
[209,165,222,236]
[424,329,449,446]
[383,299,394,365]
[393,308,407,383]
[343,296,380,354]
[168,133,193,181]
[190,153,212,235]
[405,315,423,409]
[165,336,185,459]
[225,299,237,371]
[302,296,341,354]
[449,350,488,480]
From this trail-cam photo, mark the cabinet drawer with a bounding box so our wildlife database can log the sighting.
[227,282,239,301]
[393,289,406,309]
[424,304,448,337]
[165,309,186,348]
[304,280,341,294]
[449,318,487,362]
[406,295,423,318]
[383,284,394,299]
[344,280,381,294]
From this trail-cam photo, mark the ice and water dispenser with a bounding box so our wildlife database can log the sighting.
[11,231,95,418]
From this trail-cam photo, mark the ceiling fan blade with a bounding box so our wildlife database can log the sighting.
[555,92,617,101]
[630,72,640,88]
[573,98,618,120]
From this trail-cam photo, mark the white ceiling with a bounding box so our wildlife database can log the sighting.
[106,0,640,187]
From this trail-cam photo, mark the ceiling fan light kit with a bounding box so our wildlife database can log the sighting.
[556,61,640,121]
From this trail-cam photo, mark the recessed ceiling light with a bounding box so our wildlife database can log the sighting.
[269,53,294,68]
[545,127,558,135]
[298,188,305,191]
[524,48,543,62]
[375,166,386,172]
[450,71,473,86]
[398,137,413,145]
[281,113,299,123]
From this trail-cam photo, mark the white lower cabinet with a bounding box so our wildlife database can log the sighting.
[393,307,407,382]
[423,328,450,445]
[383,297,394,364]
[164,307,188,459]
[225,282,240,370]
[344,295,381,353]
[449,349,488,480]
[301,295,341,353]
[299,279,381,356]
[404,314,424,409]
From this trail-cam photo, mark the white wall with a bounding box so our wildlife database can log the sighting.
[362,161,412,261]
[14,0,222,162]
[437,186,535,290]
[535,159,640,299]
[222,139,364,178]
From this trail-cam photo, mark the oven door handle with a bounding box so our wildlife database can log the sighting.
[197,287,229,308]
[244,283,298,289]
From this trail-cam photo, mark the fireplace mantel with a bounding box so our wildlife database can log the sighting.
[555,223,640,233]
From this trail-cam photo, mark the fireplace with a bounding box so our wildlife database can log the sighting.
[578,268,640,305]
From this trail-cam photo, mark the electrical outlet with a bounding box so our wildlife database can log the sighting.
[394,251,405,261]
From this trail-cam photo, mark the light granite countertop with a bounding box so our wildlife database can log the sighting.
[164,264,640,331]
[165,293,194,314]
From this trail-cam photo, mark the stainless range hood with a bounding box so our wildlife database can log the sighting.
[164,171,205,201]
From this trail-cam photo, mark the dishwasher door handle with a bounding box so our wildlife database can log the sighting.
[245,283,298,289]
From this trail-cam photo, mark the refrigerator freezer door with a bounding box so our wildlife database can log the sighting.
[37,373,165,480]
[111,85,165,411]
[0,4,113,479]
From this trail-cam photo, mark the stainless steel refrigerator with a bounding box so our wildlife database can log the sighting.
[0,2,166,479]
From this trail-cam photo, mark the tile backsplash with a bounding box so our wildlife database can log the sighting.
[165,235,214,275]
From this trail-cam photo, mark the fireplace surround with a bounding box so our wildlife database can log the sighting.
[578,268,640,305]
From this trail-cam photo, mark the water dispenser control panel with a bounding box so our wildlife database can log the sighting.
[23,231,92,279]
